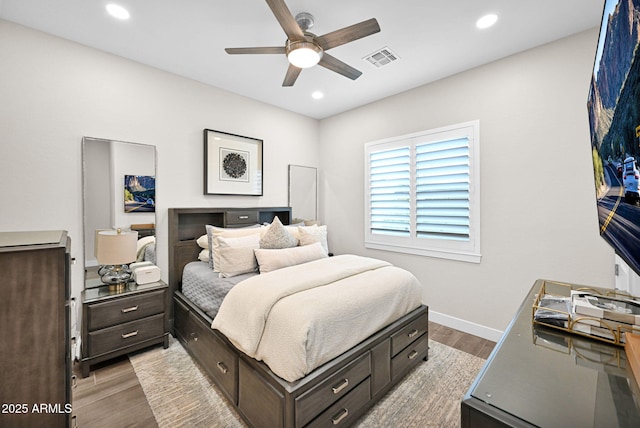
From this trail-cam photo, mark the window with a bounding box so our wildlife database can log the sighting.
[364,121,481,263]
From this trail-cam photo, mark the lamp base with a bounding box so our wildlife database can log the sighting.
[108,283,127,293]
[99,264,131,292]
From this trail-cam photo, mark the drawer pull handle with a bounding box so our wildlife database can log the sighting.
[408,329,419,338]
[408,350,418,360]
[122,305,139,313]
[122,330,139,339]
[332,408,349,425]
[332,378,349,394]
[217,362,228,374]
[190,332,198,342]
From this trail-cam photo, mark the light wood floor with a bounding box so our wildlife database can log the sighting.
[72,322,495,427]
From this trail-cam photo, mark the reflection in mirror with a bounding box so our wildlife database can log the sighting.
[82,137,157,288]
[288,165,317,222]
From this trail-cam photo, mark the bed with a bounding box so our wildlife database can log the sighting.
[132,224,156,263]
[168,207,429,428]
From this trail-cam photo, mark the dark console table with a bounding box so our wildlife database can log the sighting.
[462,279,640,427]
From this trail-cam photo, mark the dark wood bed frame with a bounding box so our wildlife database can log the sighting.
[168,207,429,428]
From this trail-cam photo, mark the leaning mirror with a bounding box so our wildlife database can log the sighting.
[288,165,317,222]
[82,137,157,288]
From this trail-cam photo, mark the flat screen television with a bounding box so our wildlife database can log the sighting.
[587,0,640,278]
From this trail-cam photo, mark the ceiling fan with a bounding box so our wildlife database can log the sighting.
[225,0,380,87]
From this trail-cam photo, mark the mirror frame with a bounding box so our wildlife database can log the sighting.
[82,136,157,287]
[288,164,317,221]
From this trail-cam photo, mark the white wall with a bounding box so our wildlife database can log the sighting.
[0,20,319,340]
[0,19,618,342]
[318,28,614,339]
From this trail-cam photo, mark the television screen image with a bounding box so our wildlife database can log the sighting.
[588,0,640,277]
[124,175,155,213]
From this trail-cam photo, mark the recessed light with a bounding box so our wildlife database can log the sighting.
[311,91,324,100]
[106,3,130,20]
[476,13,498,29]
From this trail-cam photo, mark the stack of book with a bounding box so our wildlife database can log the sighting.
[533,288,640,345]
[571,291,640,344]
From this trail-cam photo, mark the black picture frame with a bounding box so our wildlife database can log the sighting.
[204,129,263,196]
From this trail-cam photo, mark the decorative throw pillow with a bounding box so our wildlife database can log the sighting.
[216,234,260,277]
[254,242,328,274]
[298,225,329,255]
[259,216,298,249]
[206,224,263,271]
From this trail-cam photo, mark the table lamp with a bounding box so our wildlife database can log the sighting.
[95,228,138,292]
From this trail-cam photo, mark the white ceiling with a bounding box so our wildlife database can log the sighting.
[0,0,605,119]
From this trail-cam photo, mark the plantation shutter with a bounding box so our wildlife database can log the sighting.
[415,137,470,241]
[364,120,480,263]
[369,147,411,236]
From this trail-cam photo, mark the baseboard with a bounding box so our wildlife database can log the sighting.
[429,311,503,342]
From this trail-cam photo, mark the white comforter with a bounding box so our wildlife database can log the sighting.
[211,255,423,382]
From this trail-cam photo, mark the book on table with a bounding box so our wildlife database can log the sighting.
[571,291,640,325]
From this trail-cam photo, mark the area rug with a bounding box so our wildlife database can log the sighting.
[130,336,486,428]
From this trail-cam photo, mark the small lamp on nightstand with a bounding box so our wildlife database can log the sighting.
[95,228,138,292]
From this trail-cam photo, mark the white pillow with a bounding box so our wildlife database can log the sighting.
[206,224,263,271]
[254,242,328,274]
[259,216,298,249]
[196,234,209,249]
[217,234,260,278]
[298,224,328,254]
[198,249,209,262]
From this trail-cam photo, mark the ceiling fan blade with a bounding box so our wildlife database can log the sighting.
[316,18,380,50]
[318,53,362,80]
[225,47,286,55]
[282,64,302,87]
[265,0,306,42]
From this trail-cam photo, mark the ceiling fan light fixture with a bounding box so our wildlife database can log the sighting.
[286,41,323,68]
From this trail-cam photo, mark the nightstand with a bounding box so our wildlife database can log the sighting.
[80,280,169,378]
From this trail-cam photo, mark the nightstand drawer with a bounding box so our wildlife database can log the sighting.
[390,311,428,356]
[88,313,165,357]
[87,290,165,330]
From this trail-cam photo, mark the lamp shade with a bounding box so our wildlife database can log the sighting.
[95,229,138,265]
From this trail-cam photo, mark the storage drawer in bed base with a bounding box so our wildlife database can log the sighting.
[174,295,238,404]
[173,292,428,428]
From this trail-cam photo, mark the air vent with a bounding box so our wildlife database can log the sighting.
[363,47,399,68]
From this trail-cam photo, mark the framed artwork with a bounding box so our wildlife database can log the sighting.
[204,129,263,195]
[124,175,155,212]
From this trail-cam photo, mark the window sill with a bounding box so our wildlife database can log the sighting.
[365,241,481,264]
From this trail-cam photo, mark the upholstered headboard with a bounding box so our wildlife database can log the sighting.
[167,207,291,325]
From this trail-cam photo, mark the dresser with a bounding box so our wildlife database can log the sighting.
[80,280,169,377]
[462,279,640,427]
[0,231,72,428]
